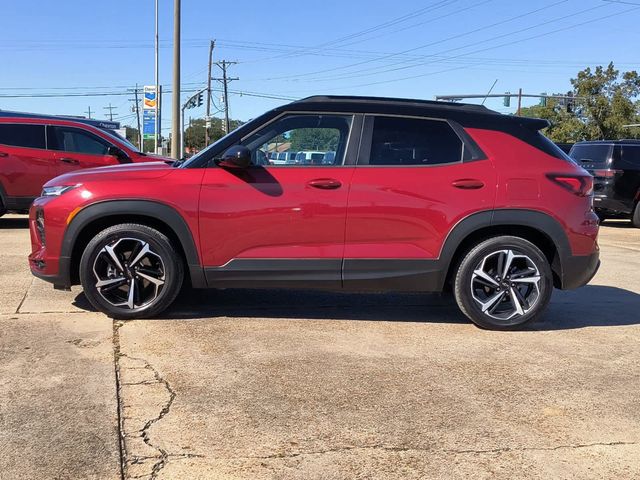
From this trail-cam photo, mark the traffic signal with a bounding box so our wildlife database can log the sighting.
[503,92,511,107]
[539,93,547,107]
[566,91,574,113]
[197,92,204,108]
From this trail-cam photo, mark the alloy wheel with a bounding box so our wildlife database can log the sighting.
[470,249,542,321]
[92,238,166,310]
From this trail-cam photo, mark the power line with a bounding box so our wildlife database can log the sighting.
[238,0,462,64]
[265,0,577,83]
[316,3,640,91]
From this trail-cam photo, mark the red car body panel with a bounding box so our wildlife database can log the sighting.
[199,166,356,265]
[468,128,599,256]
[0,116,171,205]
[344,157,497,259]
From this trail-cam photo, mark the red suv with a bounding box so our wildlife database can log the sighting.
[28,96,600,329]
[0,115,170,216]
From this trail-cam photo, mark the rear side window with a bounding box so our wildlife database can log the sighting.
[49,126,110,156]
[368,116,462,166]
[0,123,46,149]
[569,144,612,168]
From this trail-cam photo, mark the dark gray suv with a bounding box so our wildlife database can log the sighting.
[570,140,640,227]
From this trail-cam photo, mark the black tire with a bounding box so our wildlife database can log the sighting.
[454,236,553,330]
[79,223,184,319]
[632,202,640,228]
[0,197,5,218]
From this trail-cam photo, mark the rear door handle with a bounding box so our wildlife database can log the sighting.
[452,179,485,190]
[60,157,80,165]
[0,152,8,157]
[308,178,342,190]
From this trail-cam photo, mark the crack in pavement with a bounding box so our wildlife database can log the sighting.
[114,324,201,480]
[113,321,126,480]
[204,440,638,461]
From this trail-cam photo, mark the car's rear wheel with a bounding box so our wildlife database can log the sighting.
[454,236,553,330]
[80,223,184,319]
[632,202,640,228]
[0,197,6,218]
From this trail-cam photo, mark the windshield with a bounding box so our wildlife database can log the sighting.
[569,144,612,167]
[179,116,259,168]
[103,129,142,153]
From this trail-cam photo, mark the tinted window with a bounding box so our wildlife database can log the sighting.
[50,126,110,155]
[242,114,352,167]
[0,123,46,149]
[621,146,640,168]
[368,117,462,166]
[569,144,612,168]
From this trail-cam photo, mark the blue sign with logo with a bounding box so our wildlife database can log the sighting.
[143,110,156,139]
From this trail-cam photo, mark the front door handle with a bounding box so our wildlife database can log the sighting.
[0,152,8,158]
[60,157,80,165]
[452,179,485,190]
[308,178,342,190]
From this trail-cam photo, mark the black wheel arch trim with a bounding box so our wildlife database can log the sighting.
[438,209,573,289]
[60,199,205,288]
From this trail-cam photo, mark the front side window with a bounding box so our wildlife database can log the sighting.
[0,123,46,149]
[49,126,110,156]
[242,114,352,166]
[368,116,463,166]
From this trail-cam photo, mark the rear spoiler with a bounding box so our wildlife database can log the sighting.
[518,117,550,131]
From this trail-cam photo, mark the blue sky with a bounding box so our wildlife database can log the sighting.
[1,0,639,132]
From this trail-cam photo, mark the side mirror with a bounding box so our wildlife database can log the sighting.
[218,145,251,169]
[108,145,131,163]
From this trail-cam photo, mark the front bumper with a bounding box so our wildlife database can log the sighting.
[561,251,600,290]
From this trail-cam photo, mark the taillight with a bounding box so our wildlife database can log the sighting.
[547,174,593,197]
[592,169,621,178]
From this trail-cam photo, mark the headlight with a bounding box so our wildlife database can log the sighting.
[41,184,81,197]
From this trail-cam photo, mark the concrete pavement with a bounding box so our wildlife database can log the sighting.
[1,214,639,479]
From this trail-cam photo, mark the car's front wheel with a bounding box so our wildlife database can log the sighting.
[80,223,184,319]
[454,236,553,330]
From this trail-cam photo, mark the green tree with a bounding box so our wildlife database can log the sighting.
[289,128,339,151]
[519,100,587,142]
[571,63,640,139]
[520,63,640,141]
[183,117,243,152]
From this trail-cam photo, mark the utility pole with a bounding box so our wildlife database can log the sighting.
[154,0,160,154]
[214,60,238,134]
[84,106,93,119]
[516,88,523,117]
[129,84,143,151]
[170,0,181,159]
[104,103,117,121]
[205,39,215,146]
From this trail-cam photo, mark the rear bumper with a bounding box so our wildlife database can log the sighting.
[560,251,600,290]
[593,195,634,216]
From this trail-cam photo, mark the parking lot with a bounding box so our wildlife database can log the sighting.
[1,215,639,480]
